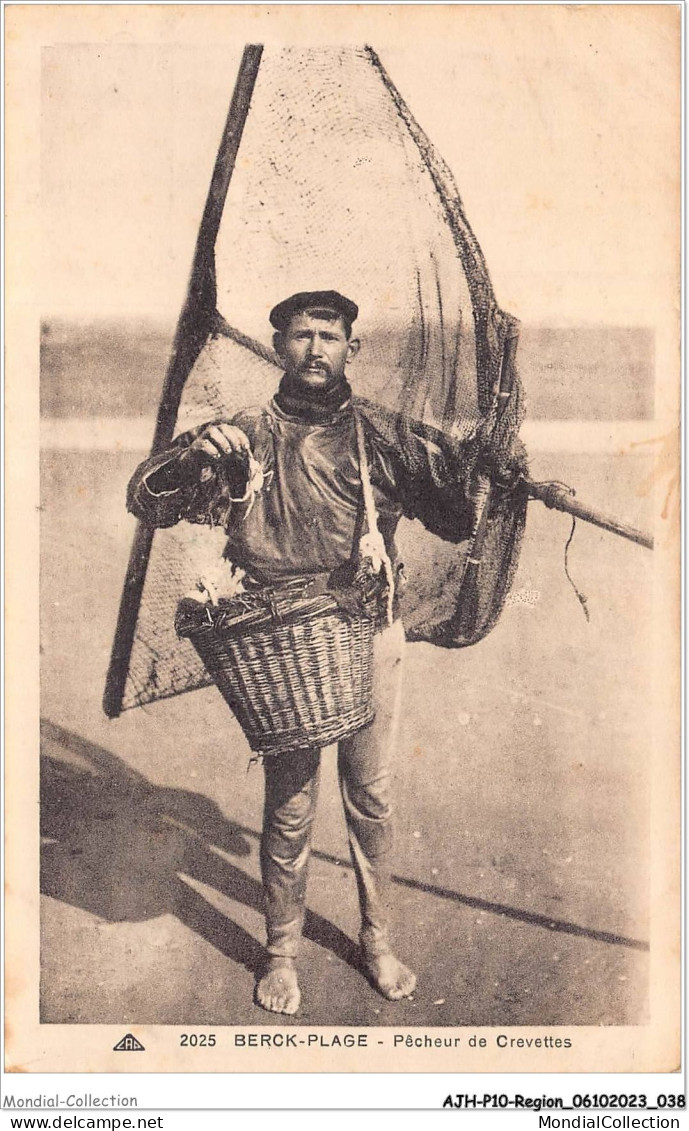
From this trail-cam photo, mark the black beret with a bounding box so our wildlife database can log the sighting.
[269,290,359,332]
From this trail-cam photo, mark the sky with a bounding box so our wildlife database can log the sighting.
[34,5,679,330]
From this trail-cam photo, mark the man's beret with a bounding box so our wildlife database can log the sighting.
[269,290,359,332]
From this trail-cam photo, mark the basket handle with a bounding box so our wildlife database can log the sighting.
[353,411,395,626]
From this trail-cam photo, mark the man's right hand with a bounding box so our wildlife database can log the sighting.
[138,422,252,500]
[180,421,253,471]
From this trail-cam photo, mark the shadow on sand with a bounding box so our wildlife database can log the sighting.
[40,719,360,980]
[41,718,648,987]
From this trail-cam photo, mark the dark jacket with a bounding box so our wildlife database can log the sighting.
[127,394,477,586]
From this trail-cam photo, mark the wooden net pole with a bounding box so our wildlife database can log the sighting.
[526,479,654,550]
[103,45,264,719]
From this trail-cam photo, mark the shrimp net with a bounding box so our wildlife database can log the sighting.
[105,45,527,716]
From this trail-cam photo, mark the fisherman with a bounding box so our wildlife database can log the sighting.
[127,290,490,1015]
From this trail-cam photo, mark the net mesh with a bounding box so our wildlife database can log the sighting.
[116,46,527,714]
[214,47,481,436]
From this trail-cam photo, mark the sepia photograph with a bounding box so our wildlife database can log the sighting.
[5,3,680,1076]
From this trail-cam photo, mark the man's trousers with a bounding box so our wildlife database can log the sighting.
[260,619,406,959]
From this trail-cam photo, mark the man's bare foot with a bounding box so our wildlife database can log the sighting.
[255,957,301,1015]
[363,949,417,1001]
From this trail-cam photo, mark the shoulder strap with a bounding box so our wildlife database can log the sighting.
[353,410,395,626]
[354,411,378,534]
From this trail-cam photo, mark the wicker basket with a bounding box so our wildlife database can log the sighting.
[176,591,376,756]
[174,410,393,756]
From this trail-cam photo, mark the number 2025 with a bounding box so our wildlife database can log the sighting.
[180,1033,216,1047]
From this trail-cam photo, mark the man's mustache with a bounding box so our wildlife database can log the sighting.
[297,359,331,374]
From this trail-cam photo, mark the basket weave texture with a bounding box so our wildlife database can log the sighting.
[177,593,376,755]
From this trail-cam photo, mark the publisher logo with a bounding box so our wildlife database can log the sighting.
[113,1033,145,1052]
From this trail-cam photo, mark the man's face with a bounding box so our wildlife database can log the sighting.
[275,310,359,393]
